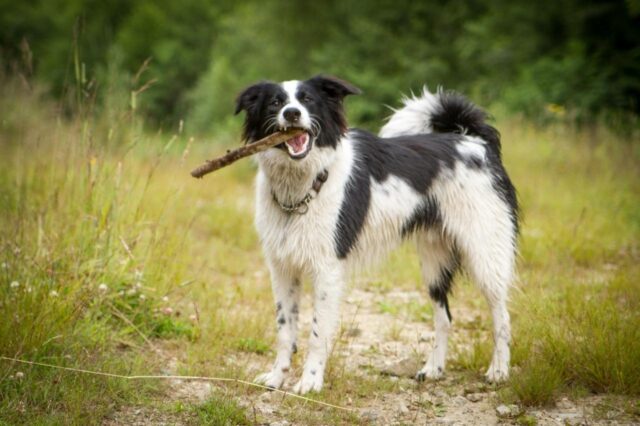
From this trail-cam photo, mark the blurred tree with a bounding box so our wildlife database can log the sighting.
[115,0,230,123]
[1,0,638,131]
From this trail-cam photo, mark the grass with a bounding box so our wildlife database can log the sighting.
[1,78,639,424]
[192,393,251,426]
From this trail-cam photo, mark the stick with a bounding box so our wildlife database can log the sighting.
[191,129,305,178]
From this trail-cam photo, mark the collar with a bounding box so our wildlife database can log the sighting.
[272,169,329,215]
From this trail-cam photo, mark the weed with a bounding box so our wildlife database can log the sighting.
[193,393,250,426]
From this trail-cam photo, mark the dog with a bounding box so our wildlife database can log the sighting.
[234,75,518,394]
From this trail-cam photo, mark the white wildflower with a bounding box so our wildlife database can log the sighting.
[162,307,173,315]
[139,294,146,301]
[162,296,169,303]
[126,288,137,296]
[189,314,197,322]
[50,290,59,297]
[98,283,108,293]
[15,371,24,379]
[10,281,19,289]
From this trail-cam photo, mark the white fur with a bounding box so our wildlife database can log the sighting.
[346,175,424,269]
[280,81,312,130]
[379,87,441,137]
[456,136,487,161]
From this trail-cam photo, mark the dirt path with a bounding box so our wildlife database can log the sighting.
[105,287,637,425]
[234,287,637,425]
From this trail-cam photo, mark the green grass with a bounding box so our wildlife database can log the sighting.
[1,79,639,423]
[192,393,251,426]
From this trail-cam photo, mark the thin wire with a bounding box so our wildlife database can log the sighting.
[0,356,354,412]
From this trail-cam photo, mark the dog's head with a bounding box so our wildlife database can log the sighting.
[235,75,360,160]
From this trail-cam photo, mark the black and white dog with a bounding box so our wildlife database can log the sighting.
[235,76,518,394]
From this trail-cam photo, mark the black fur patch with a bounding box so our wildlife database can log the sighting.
[334,130,462,259]
[401,196,441,237]
[431,91,501,154]
[428,261,458,322]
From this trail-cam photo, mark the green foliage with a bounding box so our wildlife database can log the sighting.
[235,337,270,355]
[193,394,250,426]
[0,80,196,424]
[509,268,640,406]
[1,0,638,130]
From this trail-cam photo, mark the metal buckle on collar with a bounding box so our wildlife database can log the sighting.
[277,192,313,215]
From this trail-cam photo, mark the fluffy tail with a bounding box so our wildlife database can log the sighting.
[380,88,501,155]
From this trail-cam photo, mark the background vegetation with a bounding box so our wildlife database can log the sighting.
[1,0,639,132]
[1,0,639,424]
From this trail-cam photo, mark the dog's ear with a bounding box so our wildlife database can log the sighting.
[235,82,269,115]
[307,75,361,102]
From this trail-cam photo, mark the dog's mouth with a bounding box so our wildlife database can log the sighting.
[279,127,312,159]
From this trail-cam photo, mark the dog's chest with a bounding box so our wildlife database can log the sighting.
[255,177,342,270]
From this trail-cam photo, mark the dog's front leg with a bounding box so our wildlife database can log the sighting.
[255,262,301,389]
[293,265,344,394]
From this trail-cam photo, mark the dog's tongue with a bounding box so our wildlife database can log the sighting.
[285,133,308,154]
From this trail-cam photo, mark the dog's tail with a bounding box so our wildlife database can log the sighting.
[379,87,501,155]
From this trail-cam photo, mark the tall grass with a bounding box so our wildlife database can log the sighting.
[0,81,196,424]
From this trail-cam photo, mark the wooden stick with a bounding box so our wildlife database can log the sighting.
[191,129,305,178]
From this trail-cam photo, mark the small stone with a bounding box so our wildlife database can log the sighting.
[419,332,434,342]
[556,397,575,410]
[361,409,379,423]
[466,393,483,402]
[380,357,422,378]
[508,404,522,416]
[452,395,468,406]
[496,404,512,417]
[556,412,581,422]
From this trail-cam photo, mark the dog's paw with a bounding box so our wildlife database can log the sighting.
[415,364,444,382]
[485,363,509,383]
[292,371,323,394]
[254,370,285,390]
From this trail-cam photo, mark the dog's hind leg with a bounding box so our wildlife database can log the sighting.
[462,239,514,383]
[292,263,344,394]
[255,261,301,389]
[416,231,458,381]
[452,208,516,383]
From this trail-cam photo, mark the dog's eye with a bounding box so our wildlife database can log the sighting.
[301,95,313,103]
[271,99,281,107]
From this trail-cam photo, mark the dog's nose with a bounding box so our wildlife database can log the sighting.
[283,108,301,122]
